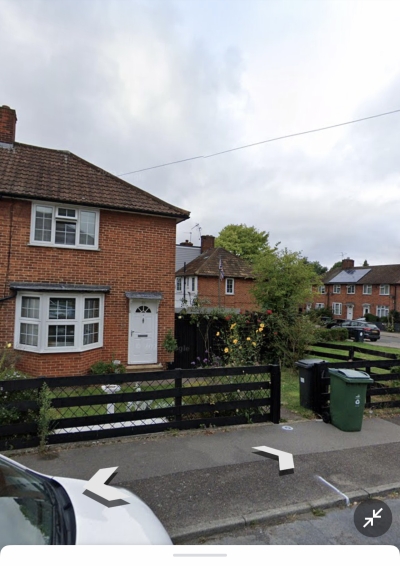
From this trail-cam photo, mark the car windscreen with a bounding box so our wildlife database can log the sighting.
[0,458,56,549]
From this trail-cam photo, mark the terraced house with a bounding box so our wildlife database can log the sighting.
[0,105,189,377]
[311,258,400,320]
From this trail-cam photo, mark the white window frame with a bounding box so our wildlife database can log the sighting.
[14,292,104,353]
[379,284,390,295]
[333,285,341,294]
[332,302,342,316]
[176,277,182,292]
[376,305,389,318]
[363,284,372,295]
[315,303,325,309]
[318,285,326,294]
[347,285,355,294]
[30,202,100,250]
[225,278,234,295]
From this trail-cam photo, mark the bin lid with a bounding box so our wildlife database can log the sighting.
[329,368,374,383]
[295,359,326,368]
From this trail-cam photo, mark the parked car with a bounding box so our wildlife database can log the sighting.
[332,320,381,341]
[324,318,348,329]
[0,454,172,548]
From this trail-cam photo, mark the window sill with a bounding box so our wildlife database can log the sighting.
[28,243,100,251]
[14,344,102,354]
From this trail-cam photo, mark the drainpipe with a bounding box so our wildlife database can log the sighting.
[183,262,186,305]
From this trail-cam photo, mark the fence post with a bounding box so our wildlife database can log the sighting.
[175,370,182,422]
[269,364,281,424]
[314,362,328,415]
[365,365,371,407]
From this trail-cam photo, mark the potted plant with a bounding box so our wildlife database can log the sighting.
[162,329,178,370]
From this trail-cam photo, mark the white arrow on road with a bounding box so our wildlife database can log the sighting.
[83,467,130,508]
[363,508,383,528]
[253,445,294,475]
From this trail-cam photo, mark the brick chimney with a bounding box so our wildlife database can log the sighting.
[179,240,193,247]
[342,258,355,270]
[201,235,215,253]
[0,105,17,145]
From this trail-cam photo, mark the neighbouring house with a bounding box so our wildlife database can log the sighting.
[0,105,190,377]
[175,235,257,312]
[175,239,201,271]
[311,257,400,320]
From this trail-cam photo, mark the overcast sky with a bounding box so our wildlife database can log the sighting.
[1,0,400,269]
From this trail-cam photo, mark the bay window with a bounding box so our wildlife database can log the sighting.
[15,293,104,352]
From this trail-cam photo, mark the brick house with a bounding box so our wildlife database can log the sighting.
[0,105,190,377]
[311,258,400,320]
[175,235,257,312]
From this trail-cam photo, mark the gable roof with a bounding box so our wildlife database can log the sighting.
[323,264,400,285]
[175,247,254,279]
[0,142,190,220]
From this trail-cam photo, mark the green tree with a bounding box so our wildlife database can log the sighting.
[331,261,343,270]
[251,249,323,366]
[363,260,369,266]
[215,224,271,263]
[252,248,322,313]
[302,258,328,275]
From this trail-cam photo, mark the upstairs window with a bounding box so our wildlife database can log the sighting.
[333,285,341,294]
[347,285,355,294]
[318,285,326,294]
[363,285,372,295]
[380,284,390,295]
[31,203,99,249]
[225,278,234,295]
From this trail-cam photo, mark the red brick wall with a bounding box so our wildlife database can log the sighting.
[0,198,177,376]
[313,283,397,319]
[197,276,257,312]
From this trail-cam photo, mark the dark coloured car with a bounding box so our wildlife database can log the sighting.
[324,318,348,329]
[332,320,381,341]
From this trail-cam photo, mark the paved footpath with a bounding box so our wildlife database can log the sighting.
[6,414,400,543]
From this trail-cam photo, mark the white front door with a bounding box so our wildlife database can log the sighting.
[346,305,354,320]
[128,300,158,364]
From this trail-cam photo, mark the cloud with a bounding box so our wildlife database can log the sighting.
[1,0,400,269]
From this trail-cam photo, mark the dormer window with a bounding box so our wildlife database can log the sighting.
[30,202,99,249]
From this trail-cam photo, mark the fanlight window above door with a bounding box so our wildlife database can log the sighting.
[135,306,151,313]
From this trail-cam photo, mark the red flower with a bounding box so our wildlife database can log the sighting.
[266,310,273,315]
[225,315,232,321]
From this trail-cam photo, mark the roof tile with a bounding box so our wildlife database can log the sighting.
[176,247,254,279]
[0,142,190,219]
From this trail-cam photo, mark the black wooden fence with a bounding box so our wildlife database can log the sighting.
[174,314,225,369]
[0,365,281,450]
[308,341,398,362]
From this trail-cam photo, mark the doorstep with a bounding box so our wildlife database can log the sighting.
[125,363,164,373]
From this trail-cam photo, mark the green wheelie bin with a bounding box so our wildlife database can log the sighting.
[328,369,373,431]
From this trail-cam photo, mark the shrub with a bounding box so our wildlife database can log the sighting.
[317,328,349,342]
[365,313,379,322]
[90,360,126,374]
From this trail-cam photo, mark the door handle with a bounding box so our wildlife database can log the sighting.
[131,330,135,336]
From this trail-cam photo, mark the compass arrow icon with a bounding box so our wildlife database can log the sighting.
[363,508,383,528]
[253,445,294,475]
[83,467,130,508]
